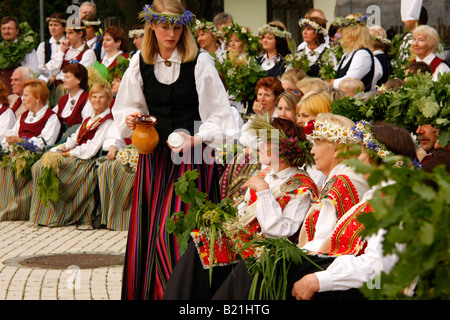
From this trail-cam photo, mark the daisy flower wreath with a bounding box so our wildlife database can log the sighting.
[298,18,328,36]
[308,119,360,145]
[258,24,292,39]
[332,15,368,27]
[128,29,145,38]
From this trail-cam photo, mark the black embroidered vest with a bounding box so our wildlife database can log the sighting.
[139,54,201,144]
[337,48,374,92]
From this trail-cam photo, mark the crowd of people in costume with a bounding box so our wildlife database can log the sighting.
[0,0,448,301]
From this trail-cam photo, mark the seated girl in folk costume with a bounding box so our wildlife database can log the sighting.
[0,80,60,221]
[163,117,318,300]
[29,83,113,227]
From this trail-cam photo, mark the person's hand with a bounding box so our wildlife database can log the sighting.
[48,76,56,85]
[125,111,143,130]
[242,174,269,192]
[291,273,320,300]
[4,136,21,145]
[252,101,264,116]
[167,132,202,153]
[107,146,117,160]
[59,40,70,53]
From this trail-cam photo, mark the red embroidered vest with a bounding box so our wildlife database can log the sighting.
[18,108,56,139]
[100,53,130,68]
[57,91,89,126]
[76,113,113,145]
[304,174,361,242]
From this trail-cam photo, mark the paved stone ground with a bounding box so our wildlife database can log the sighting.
[0,221,128,300]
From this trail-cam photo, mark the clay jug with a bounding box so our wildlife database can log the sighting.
[132,115,159,154]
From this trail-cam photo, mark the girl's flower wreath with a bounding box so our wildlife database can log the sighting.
[139,5,196,27]
[298,18,328,36]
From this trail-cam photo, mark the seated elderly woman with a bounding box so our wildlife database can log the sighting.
[53,63,93,142]
[0,80,15,144]
[212,113,371,299]
[296,90,332,188]
[29,83,113,227]
[0,79,60,221]
[411,25,450,81]
[163,117,319,299]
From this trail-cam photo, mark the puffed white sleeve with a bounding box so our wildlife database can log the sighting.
[36,42,49,79]
[333,50,372,89]
[255,188,314,238]
[0,108,16,143]
[315,229,398,292]
[194,53,238,147]
[111,53,148,140]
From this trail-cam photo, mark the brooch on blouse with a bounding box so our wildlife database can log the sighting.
[280,176,304,193]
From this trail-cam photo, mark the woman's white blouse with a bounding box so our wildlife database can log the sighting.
[416,52,450,81]
[45,44,97,81]
[237,166,315,238]
[0,105,61,151]
[65,108,113,160]
[112,49,238,147]
[333,49,376,91]
[101,51,124,68]
[36,36,66,80]
[0,105,16,144]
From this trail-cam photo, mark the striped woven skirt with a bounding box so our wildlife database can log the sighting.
[97,159,136,231]
[121,144,219,300]
[0,166,32,221]
[29,157,97,227]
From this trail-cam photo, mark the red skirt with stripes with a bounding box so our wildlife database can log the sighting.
[121,144,219,300]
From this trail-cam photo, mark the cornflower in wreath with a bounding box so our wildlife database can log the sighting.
[351,120,392,159]
[139,4,196,27]
[298,18,328,37]
[332,15,368,27]
[249,113,314,167]
[258,24,292,39]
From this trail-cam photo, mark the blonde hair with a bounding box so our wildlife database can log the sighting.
[296,77,330,94]
[89,83,113,106]
[412,25,441,53]
[296,89,331,115]
[140,0,198,65]
[314,113,356,153]
[340,13,372,53]
[338,77,365,97]
[279,68,306,86]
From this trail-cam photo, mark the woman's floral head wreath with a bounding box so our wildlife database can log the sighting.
[352,120,421,168]
[46,17,66,25]
[258,24,291,39]
[352,120,391,158]
[371,34,391,45]
[332,15,368,27]
[308,120,360,145]
[82,19,102,26]
[298,18,327,36]
[128,28,145,38]
[222,22,252,43]
[139,4,196,27]
[193,19,219,35]
[250,113,314,167]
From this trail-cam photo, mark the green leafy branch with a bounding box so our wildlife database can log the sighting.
[345,158,450,300]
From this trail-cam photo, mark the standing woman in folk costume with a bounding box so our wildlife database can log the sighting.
[30,83,113,227]
[0,80,60,221]
[297,17,337,78]
[257,23,291,78]
[36,13,66,85]
[45,20,97,104]
[112,0,237,300]
[329,14,377,92]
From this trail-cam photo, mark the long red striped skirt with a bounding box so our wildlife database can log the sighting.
[121,144,219,300]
